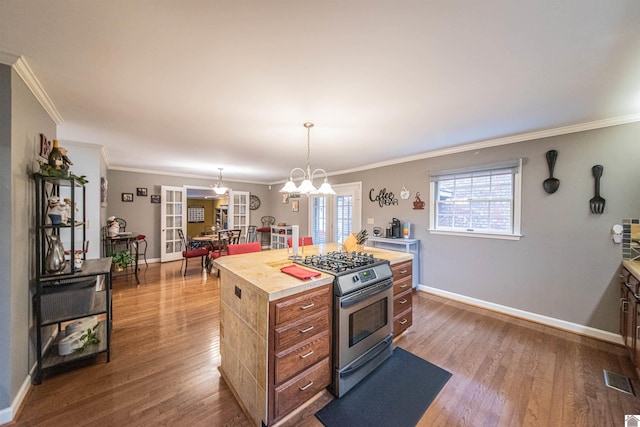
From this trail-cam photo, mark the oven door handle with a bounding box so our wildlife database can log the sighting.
[340,279,393,308]
[339,334,393,378]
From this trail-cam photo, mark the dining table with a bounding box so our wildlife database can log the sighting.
[103,231,141,284]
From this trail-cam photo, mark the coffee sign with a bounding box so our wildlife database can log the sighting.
[369,188,398,207]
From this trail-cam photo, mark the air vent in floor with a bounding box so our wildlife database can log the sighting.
[603,369,635,395]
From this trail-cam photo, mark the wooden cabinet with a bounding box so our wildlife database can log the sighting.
[268,284,332,425]
[620,265,640,378]
[392,260,413,336]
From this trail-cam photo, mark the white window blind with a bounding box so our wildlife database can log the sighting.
[334,195,353,243]
[311,196,328,244]
[429,159,522,239]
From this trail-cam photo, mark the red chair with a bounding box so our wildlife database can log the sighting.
[209,241,261,276]
[177,229,209,276]
[286,237,313,248]
[227,241,262,255]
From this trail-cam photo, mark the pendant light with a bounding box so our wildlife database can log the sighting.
[213,167,230,195]
[279,123,335,195]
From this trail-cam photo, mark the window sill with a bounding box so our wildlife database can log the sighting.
[428,229,522,241]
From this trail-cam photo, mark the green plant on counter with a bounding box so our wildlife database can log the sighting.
[74,323,100,353]
[111,250,134,270]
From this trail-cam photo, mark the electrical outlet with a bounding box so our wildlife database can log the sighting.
[367,218,374,225]
[235,286,242,299]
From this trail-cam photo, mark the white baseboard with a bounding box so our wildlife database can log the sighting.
[418,285,624,345]
[0,374,31,425]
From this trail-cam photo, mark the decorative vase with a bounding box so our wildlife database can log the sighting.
[45,235,66,273]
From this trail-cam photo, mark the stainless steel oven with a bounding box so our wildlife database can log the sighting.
[296,252,394,397]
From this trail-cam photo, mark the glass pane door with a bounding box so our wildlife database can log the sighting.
[161,185,186,262]
[228,190,249,240]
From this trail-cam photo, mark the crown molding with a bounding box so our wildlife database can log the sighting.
[108,165,267,186]
[0,50,63,124]
[12,57,63,124]
[0,50,19,66]
[323,112,640,179]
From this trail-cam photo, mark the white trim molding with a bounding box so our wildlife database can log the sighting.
[418,285,624,345]
[0,50,63,124]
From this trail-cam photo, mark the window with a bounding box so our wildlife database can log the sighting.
[429,159,522,240]
[311,196,328,244]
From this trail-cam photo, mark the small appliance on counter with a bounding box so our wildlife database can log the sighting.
[386,218,402,238]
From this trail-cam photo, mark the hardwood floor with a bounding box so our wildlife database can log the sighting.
[10,262,640,426]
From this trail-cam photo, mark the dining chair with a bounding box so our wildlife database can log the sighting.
[246,225,258,243]
[177,229,209,276]
[258,216,275,248]
[227,241,262,255]
[287,237,314,248]
[135,234,148,266]
[114,217,127,232]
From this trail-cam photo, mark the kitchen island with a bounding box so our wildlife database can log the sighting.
[213,243,413,426]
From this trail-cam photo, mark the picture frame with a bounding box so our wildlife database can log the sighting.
[282,193,289,204]
[291,200,299,212]
[39,133,52,160]
[137,187,148,197]
[150,195,161,204]
[100,177,108,207]
[122,193,134,202]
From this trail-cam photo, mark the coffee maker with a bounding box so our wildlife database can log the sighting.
[387,218,402,238]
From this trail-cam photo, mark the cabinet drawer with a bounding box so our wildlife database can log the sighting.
[393,289,412,316]
[275,331,330,385]
[274,310,330,353]
[273,285,331,326]
[273,357,331,422]
[394,308,412,336]
[394,276,412,296]
[392,261,412,281]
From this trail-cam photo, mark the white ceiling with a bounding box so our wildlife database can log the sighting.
[1,1,640,184]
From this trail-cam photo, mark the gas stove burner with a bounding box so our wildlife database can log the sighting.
[297,251,385,275]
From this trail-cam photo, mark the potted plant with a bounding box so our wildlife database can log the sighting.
[111,250,133,271]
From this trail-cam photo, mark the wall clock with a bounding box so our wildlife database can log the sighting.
[250,194,261,210]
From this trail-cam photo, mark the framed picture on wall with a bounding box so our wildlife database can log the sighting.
[282,193,289,204]
[122,193,134,202]
[137,187,148,196]
[150,195,161,204]
[291,200,299,212]
[100,177,108,207]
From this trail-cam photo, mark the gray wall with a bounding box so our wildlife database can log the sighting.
[0,66,57,415]
[106,170,272,259]
[322,121,640,333]
[59,141,106,260]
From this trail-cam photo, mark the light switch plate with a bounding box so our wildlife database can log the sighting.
[367,218,374,225]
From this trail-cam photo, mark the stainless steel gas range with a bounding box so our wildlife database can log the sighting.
[296,251,394,397]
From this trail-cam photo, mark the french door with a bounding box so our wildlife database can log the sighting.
[309,182,362,244]
[160,185,186,262]
[227,190,250,239]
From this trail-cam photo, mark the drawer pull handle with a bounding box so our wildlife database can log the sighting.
[300,326,314,333]
[300,303,315,310]
[399,270,408,274]
[637,326,640,340]
[299,381,314,391]
[300,350,314,359]
[399,319,408,325]
[400,284,408,289]
[399,299,408,304]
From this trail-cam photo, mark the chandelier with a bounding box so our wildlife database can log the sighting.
[213,167,230,195]
[280,123,335,195]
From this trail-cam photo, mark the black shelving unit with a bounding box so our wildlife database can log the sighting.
[33,174,112,384]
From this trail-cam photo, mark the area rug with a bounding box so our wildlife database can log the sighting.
[315,347,451,427]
